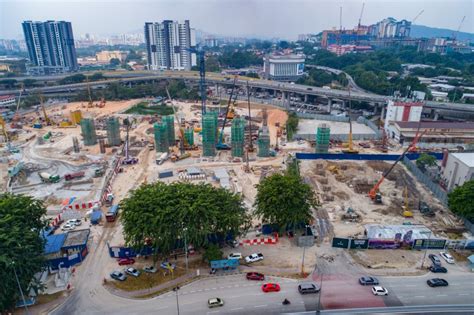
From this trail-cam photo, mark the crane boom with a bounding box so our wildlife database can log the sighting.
[358,2,365,29]
[453,16,466,40]
[217,76,238,149]
[412,10,424,24]
[165,85,187,154]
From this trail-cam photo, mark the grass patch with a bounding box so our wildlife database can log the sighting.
[124,102,174,115]
[36,291,65,305]
[110,267,187,292]
[135,275,201,299]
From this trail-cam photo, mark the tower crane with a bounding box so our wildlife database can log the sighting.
[357,2,365,30]
[453,16,466,40]
[342,86,358,154]
[412,10,424,24]
[187,46,206,115]
[40,94,52,126]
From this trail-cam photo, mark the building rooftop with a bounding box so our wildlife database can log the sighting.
[365,224,432,240]
[0,95,15,101]
[44,233,67,255]
[451,152,474,168]
[396,121,474,130]
[62,229,90,248]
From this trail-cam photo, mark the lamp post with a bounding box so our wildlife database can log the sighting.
[316,265,323,315]
[12,261,30,315]
[420,230,432,269]
[173,286,180,315]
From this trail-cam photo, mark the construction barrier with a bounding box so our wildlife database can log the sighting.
[65,201,98,210]
[239,234,278,246]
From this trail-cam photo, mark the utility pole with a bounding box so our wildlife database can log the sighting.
[173,286,180,315]
[420,231,432,269]
[12,261,30,315]
[183,228,189,272]
[301,245,306,276]
[316,265,323,314]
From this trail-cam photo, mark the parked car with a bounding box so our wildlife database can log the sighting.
[143,266,157,273]
[262,283,280,293]
[160,262,176,270]
[427,278,449,287]
[61,223,76,231]
[246,272,265,281]
[359,276,379,285]
[439,252,455,264]
[429,254,442,266]
[245,253,264,263]
[298,282,320,294]
[125,267,140,277]
[227,253,242,260]
[429,265,448,273]
[66,218,82,226]
[118,258,135,266]
[207,298,224,308]
[372,286,388,296]
[110,271,127,281]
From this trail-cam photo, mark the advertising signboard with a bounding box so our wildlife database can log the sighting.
[332,237,349,249]
[349,239,369,249]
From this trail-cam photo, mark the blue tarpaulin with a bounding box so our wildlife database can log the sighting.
[44,233,67,255]
[90,211,102,224]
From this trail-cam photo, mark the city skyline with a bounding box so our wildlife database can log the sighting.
[0,0,472,40]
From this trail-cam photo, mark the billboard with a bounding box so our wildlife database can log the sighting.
[297,63,304,75]
[350,239,369,249]
[332,237,349,248]
[412,239,446,250]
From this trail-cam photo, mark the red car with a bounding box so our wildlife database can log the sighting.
[262,283,280,292]
[118,258,135,265]
[246,272,265,281]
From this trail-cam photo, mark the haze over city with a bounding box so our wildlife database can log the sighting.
[0,0,473,39]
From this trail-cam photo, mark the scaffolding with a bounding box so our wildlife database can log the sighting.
[202,112,217,156]
[316,123,330,153]
[185,127,194,146]
[257,129,270,157]
[154,122,169,153]
[231,117,245,157]
[163,115,175,145]
[80,118,97,146]
[106,117,121,146]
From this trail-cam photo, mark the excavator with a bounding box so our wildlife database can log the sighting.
[40,95,53,126]
[368,126,427,203]
[11,83,24,124]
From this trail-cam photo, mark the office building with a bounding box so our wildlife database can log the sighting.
[263,54,305,81]
[369,18,411,39]
[22,20,78,75]
[384,100,423,140]
[144,20,196,71]
[442,152,474,191]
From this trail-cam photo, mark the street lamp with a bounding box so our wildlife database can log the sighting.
[173,286,180,315]
[12,261,30,315]
[420,230,432,269]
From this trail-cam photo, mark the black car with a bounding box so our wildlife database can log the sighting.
[359,276,379,285]
[429,265,447,273]
[427,278,449,287]
[429,254,442,266]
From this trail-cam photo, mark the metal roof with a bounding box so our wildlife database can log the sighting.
[44,233,67,255]
[451,152,474,168]
[187,167,202,175]
[365,224,432,240]
[396,121,474,130]
[468,255,474,264]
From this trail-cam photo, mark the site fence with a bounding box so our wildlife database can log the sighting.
[402,156,448,206]
[295,112,350,122]
[296,152,443,161]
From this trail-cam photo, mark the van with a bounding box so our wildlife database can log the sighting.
[298,282,320,294]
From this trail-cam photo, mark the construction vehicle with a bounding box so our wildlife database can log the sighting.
[0,116,9,143]
[419,201,435,217]
[122,117,139,165]
[104,193,115,206]
[217,76,238,150]
[64,171,85,181]
[342,87,359,154]
[246,81,254,152]
[11,83,24,123]
[38,172,61,183]
[402,186,413,217]
[96,97,106,108]
[94,168,105,177]
[40,95,53,126]
[156,152,169,165]
[86,77,94,108]
[170,152,191,162]
[328,165,341,175]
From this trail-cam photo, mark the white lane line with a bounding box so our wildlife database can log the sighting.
[436,294,448,297]
[254,304,267,308]
[230,307,244,311]
[207,311,220,314]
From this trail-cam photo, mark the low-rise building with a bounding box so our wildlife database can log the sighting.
[431,91,449,102]
[429,83,455,92]
[44,229,90,270]
[442,152,474,191]
[263,54,305,82]
[96,50,128,63]
[384,100,423,139]
[0,95,16,112]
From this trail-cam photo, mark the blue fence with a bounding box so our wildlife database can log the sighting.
[296,152,443,161]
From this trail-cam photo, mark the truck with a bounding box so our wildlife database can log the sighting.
[122,157,139,165]
[170,153,190,162]
[64,171,85,181]
[38,172,61,183]
[93,168,105,177]
[105,205,119,222]
[156,152,169,165]
[105,193,115,206]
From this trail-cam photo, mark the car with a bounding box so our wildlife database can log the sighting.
[359,276,379,285]
[372,286,388,296]
[298,282,320,294]
[143,266,157,273]
[160,262,176,270]
[207,298,224,308]
[262,283,281,293]
[117,258,135,266]
[227,253,242,260]
[110,271,127,281]
[245,253,264,263]
[427,278,449,287]
[66,218,82,226]
[439,252,455,264]
[429,265,448,273]
[306,87,313,91]
[61,223,76,231]
[246,272,265,281]
[125,267,140,277]
[429,254,442,266]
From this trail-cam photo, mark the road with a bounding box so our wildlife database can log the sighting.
[306,65,368,94]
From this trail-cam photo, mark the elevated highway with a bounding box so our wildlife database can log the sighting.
[3,70,474,113]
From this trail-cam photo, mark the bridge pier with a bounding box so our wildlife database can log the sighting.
[380,104,386,120]
[304,94,308,103]
[327,99,332,113]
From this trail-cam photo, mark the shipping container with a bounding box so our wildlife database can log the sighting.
[90,211,102,225]
[158,170,173,179]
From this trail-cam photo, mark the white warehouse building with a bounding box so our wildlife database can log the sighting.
[442,152,474,192]
[384,100,423,141]
[263,54,305,81]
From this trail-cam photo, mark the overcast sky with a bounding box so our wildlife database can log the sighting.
[0,0,472,40]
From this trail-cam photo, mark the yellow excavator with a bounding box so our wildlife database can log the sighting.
[402,186,414,218]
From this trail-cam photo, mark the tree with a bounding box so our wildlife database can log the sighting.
[110,58,121,67]
[120,182,250,262]
[245,72,259,79]
[416,153,437,171]
[202,244,223,262]
[448,180,474,221]
[88,72,104,81]
[0,193,48,312]
[59,74,86,85]
[22,78,37,88]
[254,172,317,233]
[286,112,299,140]
[0,78,17,88]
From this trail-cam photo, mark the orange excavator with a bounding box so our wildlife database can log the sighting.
[368,126,427,204]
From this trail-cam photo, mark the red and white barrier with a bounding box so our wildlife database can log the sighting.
[65,201,98,210]
[239,234,278,246]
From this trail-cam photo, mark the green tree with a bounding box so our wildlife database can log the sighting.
[22,78,37,88]
[254,173,317,233]
[202,244,223,263]
[0,193,48,312]
[448,180,474,221]
[205,55,221,72]
[0,78,17,88]
[59,74,86,85]
[88,72,104,81]
[416,153,437,171]
[110,58,121,67]
[286,111,299,140]
[245,72,259,79]
[120,182,250,262]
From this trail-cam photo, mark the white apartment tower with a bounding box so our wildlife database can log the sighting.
[145,20,195,71]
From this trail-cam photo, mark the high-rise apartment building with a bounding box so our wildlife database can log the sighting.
[22,20,78,75]
[144,20,196,71]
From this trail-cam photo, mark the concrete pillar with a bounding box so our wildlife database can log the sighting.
[282,91,286,108]
[327,99,332,113]
[380,104,386,120]
[434,110,439,121]
[304,94,308,103]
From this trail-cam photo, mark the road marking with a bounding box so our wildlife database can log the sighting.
[459,293,469,296]
[254,304,267,308]
[436,294,448,297]
[230,307,244,311]
[414,296,425,298]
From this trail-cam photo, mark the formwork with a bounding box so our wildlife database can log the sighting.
[202,112,217,156]
[80,118,97,146]
[106,117,121,146]
[185,127,194,146]
[316,123,330,153]
[231,117,245,157]
[163,115,175,145]
[257,130,270,157]
[70,110,82,125]
[154,122,169,152]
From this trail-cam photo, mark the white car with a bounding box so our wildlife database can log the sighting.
[372,286,388,296]
[227,253,242,260]
[66,218,82,226]
[61,223,76,231]
[245,253,264,263]
[125,267,140,277]
[439,252,455,264]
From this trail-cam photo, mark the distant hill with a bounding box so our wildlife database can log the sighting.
[411,24,474,42]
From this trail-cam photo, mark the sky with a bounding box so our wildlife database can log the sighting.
[0,0,472,40]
